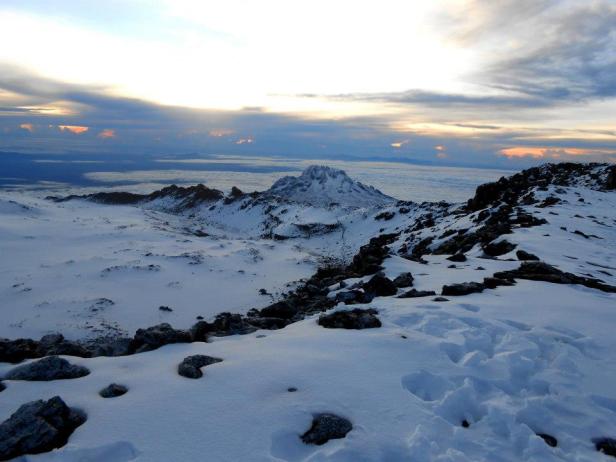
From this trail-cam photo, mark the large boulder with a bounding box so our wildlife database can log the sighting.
[594,437,616,457]
[130,323,191,353]
[301,413,352,445]
[441,282,485,296]
[516,250,539,261]
[0,338,41,364]
[318,309,381,329]
[0,396,86,460]
[259,301,298,320]
[4,356,89,381]
[483,240,516,257]
[397,289,436,298]
[362,274,397,297]
[393,272,414,288]
[177,355,223,379]
[99,383,128,398]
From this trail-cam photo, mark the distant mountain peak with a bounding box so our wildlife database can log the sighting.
[266,165,395,207]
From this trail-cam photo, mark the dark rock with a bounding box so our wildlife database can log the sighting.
[447,264,457,269]
[0,396,86,460]
[537,433,557,448]
[0,338,41,364]
[258,288,269,295]
[441,282,485,296]
[260,301,298,320]
[177,355,223,379]
[99,383,128,398]
[247,317,290,330]
[432,297,449,302]
[288,387,298,392]
[595,437,616,457]
[363,274,397,297]
[447,253,467,262]
[4,356,90,381]
[375,211,395,221]
[482,277,515,289]
[301,413,352,445]
[334,290,371,305]
[0,382,5,393]
[347,233,398,276]
[397,289,437,298]
[483,240,516,257]
[392,272,414,288]
[318,309,381,330]
[159,305,173,312]
[462,420,470,428]
[84,337,132,357]
[516,250,539,261]
[494,262,616,293]
[131,323,191,353]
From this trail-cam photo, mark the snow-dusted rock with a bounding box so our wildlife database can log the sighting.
[4,357,89,381]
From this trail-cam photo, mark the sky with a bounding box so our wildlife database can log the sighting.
[0,0,615,168]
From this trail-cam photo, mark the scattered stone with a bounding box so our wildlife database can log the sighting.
[441,282,485,296]
[301,413,352,445]
[177,355,223,379]
[447,253,467,262]
[447,264,457,269]
[516,250,539,261]
[594,437,616,457]
[432,297,449,302]
[537,433,557,448]
[99,383,128,398]
[4,356,90,381]
[375,211,395,221]
[475,266,485,270]
[362,274,397,297]
[392,272,414,288]
[0,396,86,460]
[334,290,370,305]
[158,305,173,312]
[130,323,191,353]
[461,420,470,428]
[288,387,298,392]
[318,309,381,329]
[258,288,270,295]
[483,240,516,257]
[397,289,437,298]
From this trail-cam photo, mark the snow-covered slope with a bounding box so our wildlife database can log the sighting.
[1,162,616,462]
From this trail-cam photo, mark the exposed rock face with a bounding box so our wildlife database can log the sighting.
[301,413,352,445]
[516,250,540,261]
[393,272,414,288]
[362,274,397,297]
[0,396,86,460]
[397,289,437,298]
[441,282,485,296]
[494,262,616,293]
[177,355,223,379]
[318,309,381,329]
[130,323,192,353]
[4,356,89,381]
[99,384,128,398]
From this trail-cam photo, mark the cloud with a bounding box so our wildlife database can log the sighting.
[500,146,616,159]
[98,128,115,139]
[19,123,33,132]
[59,125,88,134]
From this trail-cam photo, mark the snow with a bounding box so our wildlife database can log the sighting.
[1,165,616,461]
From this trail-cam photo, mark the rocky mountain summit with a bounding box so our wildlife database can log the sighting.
[2,162,616,461]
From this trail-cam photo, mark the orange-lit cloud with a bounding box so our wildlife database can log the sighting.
[19,123,33,132]
[391,140,409,148]
[59,125,89,134]
[209,129,234,137]
[435,145,445,151]
[500,146,616,159]
[235,137,253,145]
[98,129,115,139]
